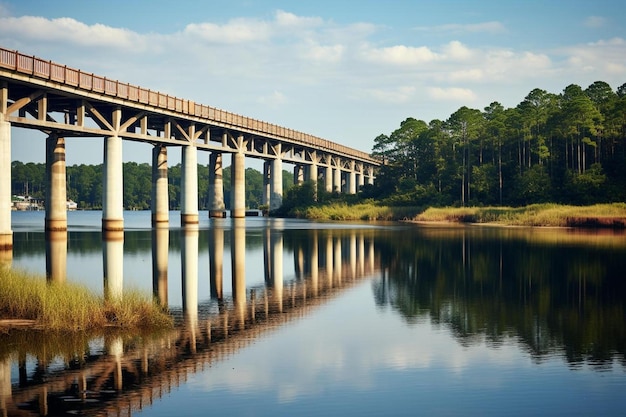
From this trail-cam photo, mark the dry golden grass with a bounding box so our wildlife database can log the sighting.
[0,268,172,331]
[414,203,626,227]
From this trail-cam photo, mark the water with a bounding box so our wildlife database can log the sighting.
[1,211,626,416]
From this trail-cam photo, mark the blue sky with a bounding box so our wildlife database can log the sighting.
[1,0,625,166]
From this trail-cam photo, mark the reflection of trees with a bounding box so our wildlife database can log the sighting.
[373,228,626,367]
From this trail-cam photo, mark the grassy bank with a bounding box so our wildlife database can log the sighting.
[291,202,422,221]
[413,203,626,227]
[0,268,173,331]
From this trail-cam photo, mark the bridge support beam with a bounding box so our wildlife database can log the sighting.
[208,152,226,217]
[294,165,304,185]
[102,135,124,233]
[0,114,12,251]
[348,163,356,194]
[262,160,271,207]
[333,167,341,193]
[181,144,199,225]
[230,152,245,218]
[309,163,318,201]
[45,134,67,232]
[324,166,333,193]
[270,158,282,210]
[151,145,169,227]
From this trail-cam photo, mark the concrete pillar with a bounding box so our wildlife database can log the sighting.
[182,225,199,324]
[270,158,283,210]
[333,166,341,193]
[181,144,199,225]
[294,165,304,185]
[0,115,11,251]
[45,231,67,284]
[324,166,333,193]
[102,135,124,233]
[45,134,67,232]
[151,145,169,227]
[310,163,318,200]
[262,160,271,207]
[367,171,374,185]
[348,166,357,194]
[152,227,169,306]
[208,152,226,217]
[209,225,224,300]
[230,152,245,218]
[358,167,365,190]
[103,231,124,300]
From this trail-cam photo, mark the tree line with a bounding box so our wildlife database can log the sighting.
[11,161,294,210]
[366,81,626,206]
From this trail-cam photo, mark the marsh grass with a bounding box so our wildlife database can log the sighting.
[415,203,626,227]
[0,268,172,331]
[293,203,422,221]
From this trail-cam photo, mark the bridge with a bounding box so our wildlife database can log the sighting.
[0,47,380,249]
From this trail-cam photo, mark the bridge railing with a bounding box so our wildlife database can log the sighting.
[0,47,378,164]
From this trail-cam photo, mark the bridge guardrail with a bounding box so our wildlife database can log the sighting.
[0,47,379,165]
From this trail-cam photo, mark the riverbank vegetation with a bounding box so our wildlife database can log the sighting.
[0,268,173,331]
[278,81,626,223]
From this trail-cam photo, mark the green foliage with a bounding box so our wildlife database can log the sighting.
[367,80,626,208]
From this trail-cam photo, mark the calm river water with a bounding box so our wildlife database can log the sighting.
[2,210,626,416]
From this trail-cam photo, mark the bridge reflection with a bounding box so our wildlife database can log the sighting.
[0,223,379,416]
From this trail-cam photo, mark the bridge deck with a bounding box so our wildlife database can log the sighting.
[0,47,379,166]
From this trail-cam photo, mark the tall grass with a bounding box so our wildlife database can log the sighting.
[414,203,626,227]
[293,203,422,221]
[0,268,172,331]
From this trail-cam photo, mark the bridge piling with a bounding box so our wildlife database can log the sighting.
[102,134,124,233]
[151,145,169,227]
[0,112,11,251]
[45,133,67,232]
[181,144,199,225]
[208,152,226,217]
[230,152,245,218]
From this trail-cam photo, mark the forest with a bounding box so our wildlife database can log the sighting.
[11,161,293,210]
[365,81,626,207]
[11,80,626,211]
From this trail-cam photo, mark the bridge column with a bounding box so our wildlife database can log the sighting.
[270,158,282,210]
[151,145,169,227]
[262,160,271,207]
[0,86,11,251]
[357,163,365,190]
[208,152,226,217]
[181,144,199,225]
[309,162,318,200]
[348,162,356,194]
[324,166,333,193]
[294,165,304,185]
[102,133,124,233]
[230,151,245,218]
[45,133,67,232]
[333,166,342,193]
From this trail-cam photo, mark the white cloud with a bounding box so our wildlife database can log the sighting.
[302,42,344,63]
[183,19,271,44]
[0,15,144,49]
[428,87,477,102]
[275,10,323,28]
[442,40,474,60]
[362,44,439,65]
[362,86,417,103]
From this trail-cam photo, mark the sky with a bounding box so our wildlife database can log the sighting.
[1,0,625,167]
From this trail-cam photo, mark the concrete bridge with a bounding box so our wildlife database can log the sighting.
[0,47,380,249]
